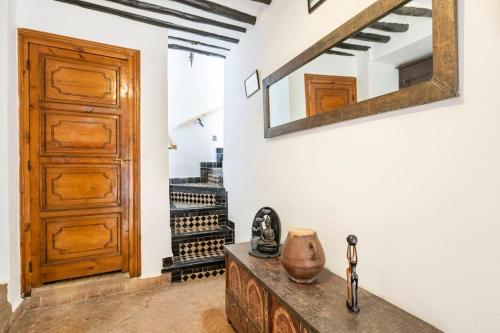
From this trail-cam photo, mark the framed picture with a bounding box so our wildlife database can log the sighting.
[308,0,327,13]
[244,70,260,98]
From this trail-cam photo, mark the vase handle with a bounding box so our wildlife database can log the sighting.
[308,241,317,260]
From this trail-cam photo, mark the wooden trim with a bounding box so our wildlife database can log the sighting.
[18,28,142,294]
[263,0,458,138]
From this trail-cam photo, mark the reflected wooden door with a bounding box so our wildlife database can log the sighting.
[305,74,357,117]
[20,30,140,289]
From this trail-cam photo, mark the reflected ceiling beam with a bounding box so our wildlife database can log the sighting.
[351,32,390,43]
[324,50,354,56]
[54,0,239,43]
[169,0,257,25]
[250,0,272,3]
[393,7,432,18]
[336,43,370,51]
[169,43,226,58]
[169,36,230,51]
[104,0,247,32]
[369,22,409,33]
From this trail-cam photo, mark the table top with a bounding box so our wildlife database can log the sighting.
[225,242,442,333]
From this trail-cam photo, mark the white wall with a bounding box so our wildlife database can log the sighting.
[6,0,19,309]
[0,0,11,286]
[224,0,500,332]
[1,0,171,308]
[168,49,224,178]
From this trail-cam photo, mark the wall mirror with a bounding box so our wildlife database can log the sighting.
[263,0,458,138]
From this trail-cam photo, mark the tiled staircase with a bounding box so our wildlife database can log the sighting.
[162,148,234,283]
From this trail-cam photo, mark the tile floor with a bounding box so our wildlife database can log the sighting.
[10,277,234,333]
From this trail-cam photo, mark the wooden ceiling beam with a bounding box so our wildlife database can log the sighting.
[169,0,257,25]
[169,43,226,58]
[351,31,390,43]
[393,7,432,18]
[54,0,239,43]
[168,36,230,51]
[335,43,370,51]
[369,22,409,33]
[104,0,246,33]
[324,50,354,56]
[249,0,272,4]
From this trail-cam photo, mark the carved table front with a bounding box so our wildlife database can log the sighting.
[225,243,441,333]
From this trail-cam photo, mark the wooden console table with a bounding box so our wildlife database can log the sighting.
[225,243,441,333]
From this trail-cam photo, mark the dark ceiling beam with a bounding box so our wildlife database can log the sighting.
[169,36,230,51]
[169,0,257,25]
[369,22,409,33]
[169,43,226,58]
[54,0,239,43]
[104,0,246,33]
[249,0,271,4]
[324,50,354,56]
[393,7,432,18]
[351,32,390,43]
[335,43,370,51]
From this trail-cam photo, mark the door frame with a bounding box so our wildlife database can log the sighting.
[18,29,141,296]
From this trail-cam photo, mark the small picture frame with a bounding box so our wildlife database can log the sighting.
[244,70,260,98]
[308,0,327,13]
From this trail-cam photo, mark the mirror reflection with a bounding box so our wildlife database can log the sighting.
[269,0,433,127]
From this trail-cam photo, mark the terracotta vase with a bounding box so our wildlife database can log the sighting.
[281,228,325,283]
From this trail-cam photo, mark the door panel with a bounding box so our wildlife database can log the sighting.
[305,74,357,117]
[25,39,134,286]
[42,164,120,210]
[43,110,119,155]
[43,56,119,107]
[42,214,121,264]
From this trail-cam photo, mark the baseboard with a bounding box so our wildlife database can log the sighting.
[0,284,12,333]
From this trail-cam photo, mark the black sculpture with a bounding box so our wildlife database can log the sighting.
[346,234,360,313]
[249,207,281,258]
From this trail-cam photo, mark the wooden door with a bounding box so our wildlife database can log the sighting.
[19,30,140,292]
[305,74,357,117]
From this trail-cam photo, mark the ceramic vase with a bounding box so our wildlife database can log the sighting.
[281,228,325,283]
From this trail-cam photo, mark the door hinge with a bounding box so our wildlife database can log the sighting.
[28,261,32,273]
[28,160,32,172]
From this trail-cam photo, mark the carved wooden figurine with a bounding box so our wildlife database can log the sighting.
[346,234,360,313]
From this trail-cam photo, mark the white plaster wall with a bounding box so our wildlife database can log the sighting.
[0,0,11,285]
[1,0,171,308]
[6,0,20,309]
[224,0,500,332]
[168,49,224,178]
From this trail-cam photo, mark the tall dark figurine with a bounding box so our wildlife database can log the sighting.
[249,207,281,258]
[346,234,360,313]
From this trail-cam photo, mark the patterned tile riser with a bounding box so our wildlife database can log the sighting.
[170,192,217,205]
[172,214,220,233]
[171,263,225,284]
[179,239,225,261]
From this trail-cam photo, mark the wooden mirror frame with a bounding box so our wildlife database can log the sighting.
[262,0,458,138]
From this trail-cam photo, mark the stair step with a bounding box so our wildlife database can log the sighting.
[171,182,223,190]
[172,225,232,239]
[170,202,226,213]
[162,253,225,272]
